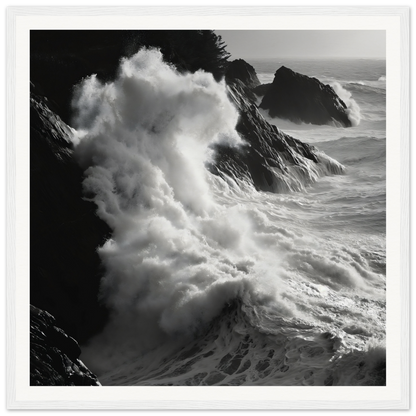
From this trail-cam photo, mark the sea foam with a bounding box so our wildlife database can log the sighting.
[330,81,362,126]
[70,49,385,381]
[71,49,288,372]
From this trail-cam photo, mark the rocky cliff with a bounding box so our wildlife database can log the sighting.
[259,66,352,127]
[31,86,110,344]
[29,32,344,385]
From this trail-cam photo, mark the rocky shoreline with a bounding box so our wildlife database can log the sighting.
[29,31,346,385]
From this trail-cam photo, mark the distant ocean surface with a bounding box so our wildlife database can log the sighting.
[250,58,386,238]
[75,53,387,386]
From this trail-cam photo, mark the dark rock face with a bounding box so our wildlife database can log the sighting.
[225,59,261,90]
[253,83,272,97]
[30,305,101,386]
[30,87,111,343]
[259,66,352,127]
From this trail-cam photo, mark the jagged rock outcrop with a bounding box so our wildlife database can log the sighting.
[30,86,110,343]
[210,63,344,193]
[30,305,101,386]
[224,59,261,103]
[259,66,352,127]
[226,59,260,90]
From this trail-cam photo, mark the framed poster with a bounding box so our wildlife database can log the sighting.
[6,6,409,410]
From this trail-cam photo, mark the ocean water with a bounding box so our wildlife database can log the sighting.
[71,51,386,386]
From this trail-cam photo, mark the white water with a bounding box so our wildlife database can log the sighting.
[70,50,386,385]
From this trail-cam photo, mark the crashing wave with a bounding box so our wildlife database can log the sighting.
[68,49,383,383]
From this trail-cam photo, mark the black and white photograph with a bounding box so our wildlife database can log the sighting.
[5,5,410,410]
[29,28,387,387]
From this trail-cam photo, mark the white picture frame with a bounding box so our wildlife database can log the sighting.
[6,5,409,410]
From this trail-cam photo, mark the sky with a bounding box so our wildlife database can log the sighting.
[215,30,386,60]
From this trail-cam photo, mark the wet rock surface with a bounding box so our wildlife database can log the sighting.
[30,305,101,386]
[208,62,343,193]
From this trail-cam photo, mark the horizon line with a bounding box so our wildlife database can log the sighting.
[234,56,386,60]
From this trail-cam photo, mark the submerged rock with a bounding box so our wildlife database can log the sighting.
[30,305,101,386]
[259,66,352,127]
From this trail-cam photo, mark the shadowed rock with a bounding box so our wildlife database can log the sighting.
[253,83,272,97]
[30,305,101,386]
[259,66,352,127]
[225,59,260,90]
[30,87,111,343]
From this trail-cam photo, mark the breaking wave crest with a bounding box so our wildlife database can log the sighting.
[69,49,385,384]
[100,299,386,386]
[71,48,287,372]
[330,81,361,126]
